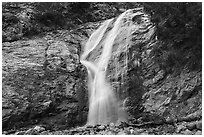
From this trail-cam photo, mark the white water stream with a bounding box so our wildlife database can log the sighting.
[80,9,138,125]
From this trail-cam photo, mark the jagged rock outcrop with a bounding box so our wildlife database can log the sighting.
[84,7,202,131]
[106,7,202,130]
[2,22,101,130]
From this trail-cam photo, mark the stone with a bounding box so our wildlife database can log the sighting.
[98,125,105,130]
[117,130,126,135]
[176,124,186,133]
[25,128,35,134]
[109,123,115,127]
[15,131,26,135]
[129,129,135,134]
[180,129,193,135]
[140,132,149,135]
[89,130,95,135]
[40,131,49,135]
[196,121,202,130]
[137,128,146,133]
[195,130,202,135]
[186,122,196,130]
[82,131,90,135]
[34,126,45,132]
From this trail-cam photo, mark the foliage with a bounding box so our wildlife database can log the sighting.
[2,2,142,41]
[142,2,202,72]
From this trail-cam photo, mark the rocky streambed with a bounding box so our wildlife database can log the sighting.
[3,120,202,135]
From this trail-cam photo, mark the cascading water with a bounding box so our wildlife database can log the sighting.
[80,8,152,125]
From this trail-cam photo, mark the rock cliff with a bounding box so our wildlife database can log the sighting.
[2,3,202,135]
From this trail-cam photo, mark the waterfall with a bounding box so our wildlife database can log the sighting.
[80,8,146,125]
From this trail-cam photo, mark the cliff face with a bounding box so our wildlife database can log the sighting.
[106,7,202,127]
[79,7,202,131]
[2,22,102,130]
[141,45,202,122]
[2,3,202,134]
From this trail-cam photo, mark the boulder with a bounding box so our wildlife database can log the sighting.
[196,121,202,130]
